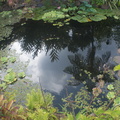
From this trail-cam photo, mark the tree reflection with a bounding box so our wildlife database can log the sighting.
[64,49,115,91]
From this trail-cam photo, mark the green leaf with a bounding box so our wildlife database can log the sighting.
[107,92,115,100]
[89,14,107,22]
[4,72,17,84]
[114,65,120,71]
[0,57,8,64]
[114,15,119,19]
[71,15,89,23]
[18,72,26,78]
[107,84,114,90]
[114,97,120,106]
[0,83,7,90]
[9,57,16,63]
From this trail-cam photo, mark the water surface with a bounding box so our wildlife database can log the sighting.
[1,20,120,108]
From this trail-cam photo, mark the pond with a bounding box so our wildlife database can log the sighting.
[0,20,120,110]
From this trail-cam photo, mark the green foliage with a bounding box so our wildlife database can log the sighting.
[18,72,26,78]
[4,71,17,84]
[89,14,107,21]
[92,0,104,6]
[0,57,8,64]
[26,89,58,120]
[26,89,54,110]
[0,83,7,90]
[9,57,16,63]
[0,10,23,41]
[114,64,120,71]
[42,10,68,23]
[107,84,114,90]
[107,91,115,99]
[0,95,26,120]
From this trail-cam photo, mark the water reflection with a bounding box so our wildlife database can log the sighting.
[1,20,120,94]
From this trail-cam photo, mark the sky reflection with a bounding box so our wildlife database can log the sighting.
[11,40,72,94]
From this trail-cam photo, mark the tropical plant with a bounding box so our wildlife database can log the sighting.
[0,95,26,120]
[26,89,58,120]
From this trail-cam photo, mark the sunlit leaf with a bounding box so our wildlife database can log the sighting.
[107,84,114,90]
[114,97,120,106]
[107,92,115,100]
[4,72,17,84]
[18,72,26,78]
[0,57,8,64]
[0,83,7,90]
[114,65,120,71]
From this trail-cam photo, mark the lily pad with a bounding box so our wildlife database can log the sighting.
[0,83,7,90]
[113,56,120,64]
[89,14,107,22]
[107,84,114,90]
[107,92,115,100]
[4,72,17,84]
[18,72,26,78]
[71,15,89,23]
[114,97,120,106]
[0,57,8,64]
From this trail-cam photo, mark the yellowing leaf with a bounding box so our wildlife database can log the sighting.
[114,65,120,71]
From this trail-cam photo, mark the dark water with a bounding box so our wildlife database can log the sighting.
[1,20,120,108]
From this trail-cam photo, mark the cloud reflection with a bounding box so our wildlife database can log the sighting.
[11,40,72,94]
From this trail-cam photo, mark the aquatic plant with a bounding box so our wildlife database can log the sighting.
[4,71,17,84]
[0,57,8,64]
[9,57,16,63]
[62,82,120,120]
[18,72,26,78]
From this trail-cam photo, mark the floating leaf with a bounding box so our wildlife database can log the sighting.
[0,57,8,64]
[113,65,120,71]
[0,83,7,90]
[71,15,89,23]
[9,57,16,63]
[107,84,114,90]
[113,56,120,64]
[18,72,26,78]
[107,92,115,100]
[4,72,17,84]
[89,14,107,22]
[114,97,120,106]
